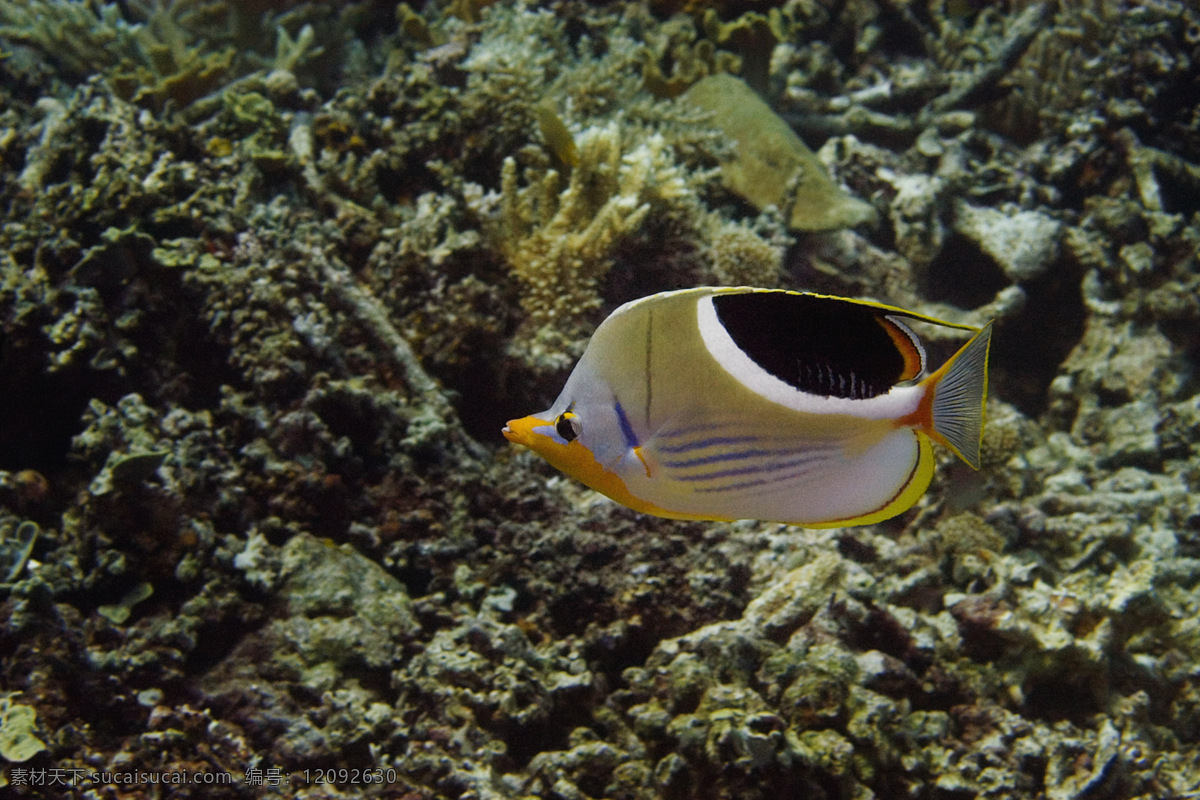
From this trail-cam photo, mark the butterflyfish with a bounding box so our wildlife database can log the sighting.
[503,287,993,528]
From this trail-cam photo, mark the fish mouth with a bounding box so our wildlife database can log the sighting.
[502,418,529,445]
[502,416,545,446]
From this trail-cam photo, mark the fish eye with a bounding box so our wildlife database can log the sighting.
[555,412,581,442]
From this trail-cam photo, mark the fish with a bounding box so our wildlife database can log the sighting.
[503,287,993,528]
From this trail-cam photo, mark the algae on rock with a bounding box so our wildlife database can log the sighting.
[0,696,45,763]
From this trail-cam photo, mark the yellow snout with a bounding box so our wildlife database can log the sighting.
[502,415,546,447]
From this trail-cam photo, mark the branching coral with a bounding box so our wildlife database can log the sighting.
[487,122,692,371]
[0,0,320,109]
[0,0,140,78]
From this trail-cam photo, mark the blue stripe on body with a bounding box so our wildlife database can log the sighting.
[692,464,824,494]
[654,418,752,440]
[661,446,814,469]
[656,435,761,455]
[613,401,640,448]
[670,452,829,483]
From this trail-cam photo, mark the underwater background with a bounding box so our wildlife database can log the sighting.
[1,0,1199,797]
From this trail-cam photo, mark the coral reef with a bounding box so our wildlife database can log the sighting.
[1,0,1200,798]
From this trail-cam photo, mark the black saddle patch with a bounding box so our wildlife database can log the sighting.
[712,292,910,399]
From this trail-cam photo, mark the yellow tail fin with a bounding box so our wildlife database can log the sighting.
[925,321,994,469]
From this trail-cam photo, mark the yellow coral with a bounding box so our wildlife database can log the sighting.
[495,122,690,370]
